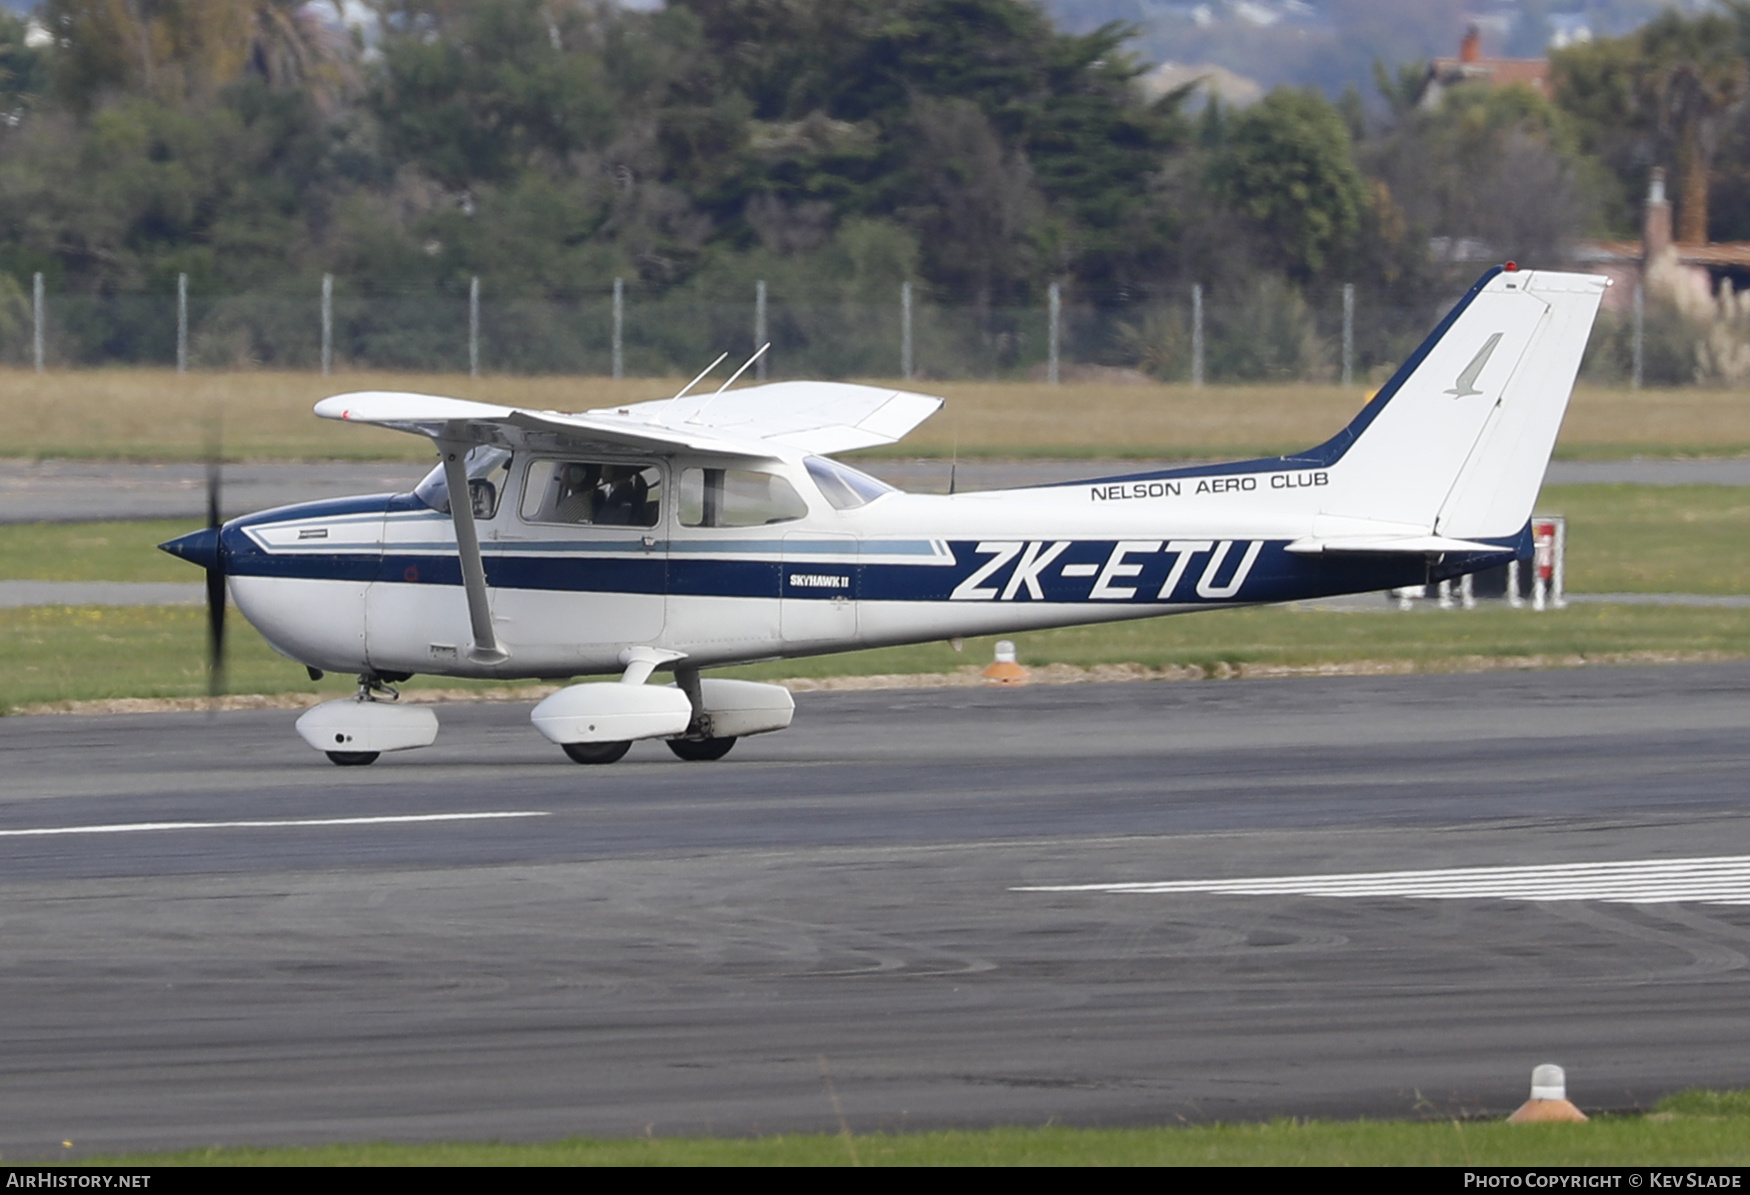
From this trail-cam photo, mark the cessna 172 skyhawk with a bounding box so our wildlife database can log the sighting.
[161,264,1606,766]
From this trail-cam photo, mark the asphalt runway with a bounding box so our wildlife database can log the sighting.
[4,665,1750,1156]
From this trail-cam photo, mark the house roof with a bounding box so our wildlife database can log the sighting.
[1575,240,1750,267]
[1426,56,1550,96]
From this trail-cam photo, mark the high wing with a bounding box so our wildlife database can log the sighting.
[314,380,944,457]
[313,379,943,669]
[602,379,944,454]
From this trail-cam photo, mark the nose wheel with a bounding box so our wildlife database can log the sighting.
[326,750,381,767]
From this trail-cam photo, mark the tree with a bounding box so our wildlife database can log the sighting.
[1636,10,1747,244]
[670,0,1186,299]
[1212,87,1366,279]
[370,0,619,189]
[899,95,1043,308]
[44,0,341,111]
[1553,10,1749,243]
[1371,79,1598,270]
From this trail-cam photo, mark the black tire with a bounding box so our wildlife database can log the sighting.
[562,740,631,765]
[326,750,380,767]
[666,736,737,762]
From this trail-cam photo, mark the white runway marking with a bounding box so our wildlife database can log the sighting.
[0,811,549,838]
[1016,856,1750,906]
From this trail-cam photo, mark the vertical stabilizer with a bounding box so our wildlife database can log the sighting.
[1315,268,1606,539]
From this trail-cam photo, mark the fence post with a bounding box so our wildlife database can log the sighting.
[177,272,188,373]
[612,277,624,380]
[1047,281,1061,384]
[320,273,333,377]
[1341,282,1354,388]
[1632,280,1644,389]
[901,280,913,380]
[1191,283,1204,387]
[468,276,480,379]
[754,279,767,380]
[32,271,43,372]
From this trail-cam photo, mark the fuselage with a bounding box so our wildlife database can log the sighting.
[216,448,1520,681]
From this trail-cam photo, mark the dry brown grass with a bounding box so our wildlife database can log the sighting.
[0,369,667,461]
[0,367,1746,460]
[895,380,1750,459]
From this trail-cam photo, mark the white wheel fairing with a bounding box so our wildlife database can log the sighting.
[296,699,439,755]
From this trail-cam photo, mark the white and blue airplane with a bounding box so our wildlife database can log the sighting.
[161,265,1606,766]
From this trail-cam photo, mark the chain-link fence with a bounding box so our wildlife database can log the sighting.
[0,273,1687,385]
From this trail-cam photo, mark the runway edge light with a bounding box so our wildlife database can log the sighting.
[1507,1063,1588,1123]
[983,640,1029,685]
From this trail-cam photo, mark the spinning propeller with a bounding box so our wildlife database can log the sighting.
[202,459,227,698]
[156,444,229,699]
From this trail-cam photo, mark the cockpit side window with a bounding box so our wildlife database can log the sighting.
[520,459,663,528]
[678,467,808,527]
[413,446,512,519]
[805,456,896,510]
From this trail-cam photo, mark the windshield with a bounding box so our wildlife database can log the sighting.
[805,456,896,510]
[413,446,513,518]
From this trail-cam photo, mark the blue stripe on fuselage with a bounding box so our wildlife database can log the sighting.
[219,531,1520,606]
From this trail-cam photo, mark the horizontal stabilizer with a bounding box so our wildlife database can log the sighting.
[1285,534,1512,556]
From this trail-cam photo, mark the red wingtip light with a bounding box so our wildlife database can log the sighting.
[1504,261,1518,272]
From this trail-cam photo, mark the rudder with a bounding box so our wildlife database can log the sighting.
[1315,267,1606,540]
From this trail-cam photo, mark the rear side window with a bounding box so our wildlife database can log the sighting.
[678,468,808,527]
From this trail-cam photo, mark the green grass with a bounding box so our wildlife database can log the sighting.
[66,1091,1750,1165]
[0,520,198,583]
[5,602,1748,712]
[0,606,521,710]
[719,603,1750,684]
[1545,484,1750,594]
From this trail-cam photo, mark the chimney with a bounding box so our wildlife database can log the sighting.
[1460,25,1482,64]
[1644,167,1671,264]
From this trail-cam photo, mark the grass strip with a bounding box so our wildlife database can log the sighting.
[1546,484,1750,595]
[6,603,1750,713]
[0,520,200,583]
[68,1091,1750,1166]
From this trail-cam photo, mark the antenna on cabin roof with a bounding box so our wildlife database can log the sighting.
[685,342,770,425]
[668,352,729,405]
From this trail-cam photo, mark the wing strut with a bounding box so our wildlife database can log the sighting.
[438,433,508,664]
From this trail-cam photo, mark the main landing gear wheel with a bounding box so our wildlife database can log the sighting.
[562,740,632,765]
[666,736,737,762]
[325,750,380,767]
